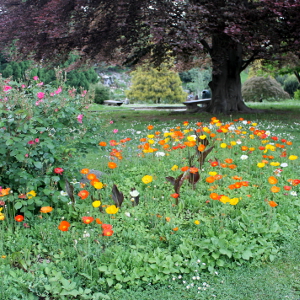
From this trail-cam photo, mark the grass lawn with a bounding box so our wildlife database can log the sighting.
[1,100,300,300]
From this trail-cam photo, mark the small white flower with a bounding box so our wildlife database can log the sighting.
[136,131,141,134]
[192,276,196,280]
[124,212,131,217]
[242,120,247,125]
[265,130,271,136]
[130,190,139,197]
[196,276,200,280]
[202,263,206,265]
[178,275,182,279]
[240,155,248,160]
[281,163,288,167]
[60,191,68,196]
[236,139,242,144]
[186,285,190,289]
[290,191,297,196]
[197,259,201,263]
[172,277,176,281]
[83,232,90,238]
[155,151,165,157]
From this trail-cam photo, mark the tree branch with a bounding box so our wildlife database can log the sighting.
[200,39,212,55]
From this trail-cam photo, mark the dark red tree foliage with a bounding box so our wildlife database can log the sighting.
[0,0,299,114]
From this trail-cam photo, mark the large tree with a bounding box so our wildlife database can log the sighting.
[0,0,299,114]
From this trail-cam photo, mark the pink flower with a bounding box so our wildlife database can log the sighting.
[33,76,39,81]
[113,129,118,133]
[109,120,114,124]
[77,114,83,123]
[35,100,43,106]
[55,87,62,94]
[21,84,26,88]
[34,138,40,143]
[50,92,55,97]
[25,154,29,157]
[37,92,45,99]
[28,140,35,145]
[3,86,12,92]
[37,82,44,86]
[81,90,87,97]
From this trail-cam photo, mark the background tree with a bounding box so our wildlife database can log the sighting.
[0,0,299,114]
[126,64,187,104]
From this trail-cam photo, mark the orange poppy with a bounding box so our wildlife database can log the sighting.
[78,190,89,199]
[189,167,199,174]
[181,166,189,172]
[184,141,196,147]
[198,144,206,152]
[40,206,53,213]
[165,217,171,222]
[172,227,179,231]
[96,218,103,224]
[58,220,71,231]
[140,138,147,142]
[99,141,107,146]
[206,176,215,183]
[241,146,248,151]
[147,125,154,130]
[269,200,278,207]
[210,193,219,200]
[228,164,237,170]
[270,186,280,193]
[80,168,90,174]
[224,158,233,164]
[108,162,117,169]
[210,133,216,138]
[268,176,278,185]
[286,141,293,145]
[87,173,97,181]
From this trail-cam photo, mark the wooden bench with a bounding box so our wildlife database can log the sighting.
[183,98,211,112]
[103,100,123,106]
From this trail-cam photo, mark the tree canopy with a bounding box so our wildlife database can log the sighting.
[0,0,299,113]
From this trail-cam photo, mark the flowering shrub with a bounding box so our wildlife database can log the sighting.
[0,75,101,216]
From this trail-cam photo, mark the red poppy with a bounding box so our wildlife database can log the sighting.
[102,229,114,236]
[189,167,198,174]
[15,215,24,222]
[210,161,219,167]
[171,193,179,199]
[283,186,292,191]
[78,190,89,199]
[82,216,94,224]
[102,224,113,230]
[54,167,64,175]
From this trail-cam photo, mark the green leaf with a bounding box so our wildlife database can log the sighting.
[98,266,108,272]
[219,248,232,258]
[14,202,23,210]
[242,250,253,260]
[34,161,43,169]
[106,278,114,287]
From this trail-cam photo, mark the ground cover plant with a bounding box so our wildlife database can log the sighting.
[0,79,300,299]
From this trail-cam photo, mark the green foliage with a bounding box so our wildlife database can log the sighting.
[0,75,102,216]
[94,84,111,104]
[283,75,300,96]
[126,65,187,103]
[242,76,290,102]
[0,53,99,90]
[294,89,300,100]
[179,68,211,95]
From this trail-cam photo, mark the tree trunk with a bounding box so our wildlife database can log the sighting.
[204,34,254,114]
